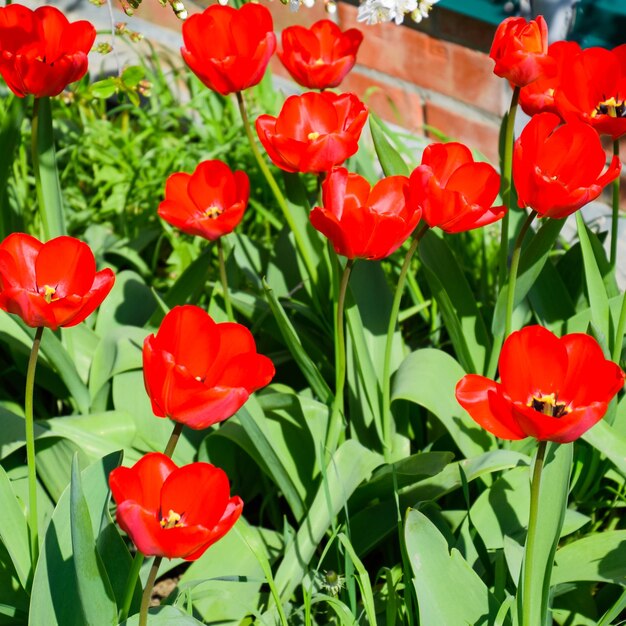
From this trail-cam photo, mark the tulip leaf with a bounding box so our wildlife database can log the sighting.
[575,212,611,348]
[273,440,381,601]
[552,530,626,586]
[69,454,117,626]
[516,442,573,626]
[392,348,494,458]
[404,508,498,625]
[0,95,25,238]
[419,229,491,374]
[30,451,123,626]
[582,418,626,476]
[121,606,205,625]
[369,114,410,177]
[263,279,333,404]
[0,465,31,591]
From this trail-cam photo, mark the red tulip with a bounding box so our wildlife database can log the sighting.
[158,160,249,241]
[555,44,626,140]
[0,4,95,98]
[181,3,276,96]
[109,452,243,560]
[513,112,621,219]
[255,91,368,174]
[143,305,275,429]
[0,233,114,330]
[408,142,506,233]
[456,326,625,443]
[489,15,552,88]
[310,167,420,260]
[519,40,581,117]
[278,20,363,90]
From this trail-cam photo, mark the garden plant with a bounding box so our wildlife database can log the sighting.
[0,1,625,625]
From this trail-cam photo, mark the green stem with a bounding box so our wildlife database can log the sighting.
[498,86,520,290]
[25,326,44,568]
[613,290,626,364]
[138,556,162,626]
[504,210,537,338]
[235,91,318,286]
[217,238,234,321]
[382,224,429,461]
[521,440,548,626]
[31,97,65,239]
[610,140,620,268]
[325,258,355,456]
[119,421,182,622]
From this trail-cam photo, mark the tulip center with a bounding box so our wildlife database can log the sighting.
[313,58,325,66]
[527,392,570,418]
[41,285,58,304]
[204,205,223,220]
[307,131,320,141]
[159,508,184,529]
[593,96,626,118]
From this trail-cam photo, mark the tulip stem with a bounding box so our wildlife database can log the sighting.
[325,258,354,456]
[119,551,144,623]
[498,85,520,290]
[163,421,184,459]
[235,91,318,287]
[139,556,162,626]
[610,140,620,268]
[217,238,234,321]
[25,326,43,569]
[382,224,429,461]
[521,440,548,626]
[504,210,537,338]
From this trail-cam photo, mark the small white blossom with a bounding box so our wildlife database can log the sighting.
[411,0,439,22]
[357,0,437,25]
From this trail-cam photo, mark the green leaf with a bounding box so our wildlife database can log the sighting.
[582,419,626,476]
[69,455,117,626]
[392,348,494,457]
[263,279,332,404]
[0,95,25,237]
[0,465,30,591]
[121,606,205,625]
[273,440,381,601]
[369,114,410,177]
[405,508,497,625]
[29,451,123,626]
[121,66,145,88]
[90,78,118,99]
[552,530,626,586]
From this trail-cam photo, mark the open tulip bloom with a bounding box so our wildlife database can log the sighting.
[0,233,115,330]
[109,452,243,560]
[278,20,363,90]
[158,160,250,241]
[456,326,625,443]
[310,167,421,260]
[513,112,621,219]
[181,3,276,96]
[255,91,368,173]
[143,305,275,429]
[0,4,95,98]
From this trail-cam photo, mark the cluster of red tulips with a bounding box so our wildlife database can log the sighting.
[0,1,625,623]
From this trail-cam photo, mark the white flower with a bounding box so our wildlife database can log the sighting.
[411,0,439,22]
[357,0,417,24]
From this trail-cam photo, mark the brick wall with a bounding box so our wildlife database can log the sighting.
[132,0,508,164]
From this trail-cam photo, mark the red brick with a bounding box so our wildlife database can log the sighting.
[424,101,500,165]
[337,3,506,116]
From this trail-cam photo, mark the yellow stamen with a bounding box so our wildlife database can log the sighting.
[593,96,626,118]
[160,509,183,529]
[527,392,570,418]
[204,205,223,219]
[307,131,320,141]
[43,285,56,304]
[313,58,325,66]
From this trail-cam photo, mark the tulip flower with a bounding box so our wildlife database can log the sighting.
[158,160,249,241]
[555,44,626,140]
[310,167,421,260]
[278,20,363,90]
[513,112,621,219]
[489,15,553,88]
[0,233,115,330]
[181,3,276,96]
[0,4,95,98]
[456,326,625,443]
[143,305,274,429]
[109,452,243,560]
[255,91,368,173]
[408,142,506,233]
[519,40,581,117]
